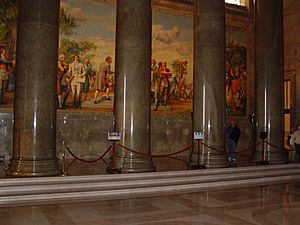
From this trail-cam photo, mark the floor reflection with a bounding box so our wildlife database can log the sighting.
[1,182,300,224]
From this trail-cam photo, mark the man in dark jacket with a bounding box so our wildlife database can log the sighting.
[226,120,241,166]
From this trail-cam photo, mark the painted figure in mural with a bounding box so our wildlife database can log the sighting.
[169,74,179,100]
[82,59,92,102]
[159,62,172,106]
[68,55,86,109]
[0,48,8,63]
[225,63,247,115]
[57,54,70,109]
[225,120,241,166]
[239,65,247,112]
[7,60,16,92]
[94,56,114,103]
[0,48,11,104]
[0,64,9,104]
[169,60,190,101]
[89,71,96,90]
[231,67,241,110]
[226,67,235,112]
[151,59,159,110]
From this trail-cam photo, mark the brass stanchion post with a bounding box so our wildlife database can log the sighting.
[259,132,269,165]
[60,141,67,176]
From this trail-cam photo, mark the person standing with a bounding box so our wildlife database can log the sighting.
[94,56,114,103]
[290,124,300,161]
[226,120,241,166]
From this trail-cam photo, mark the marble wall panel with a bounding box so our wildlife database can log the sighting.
[0,111,253,161]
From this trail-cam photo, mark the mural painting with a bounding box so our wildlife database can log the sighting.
[151,11,193,111]
[0,0,247,116]
[0,0,17,105]
[226,29,247,116]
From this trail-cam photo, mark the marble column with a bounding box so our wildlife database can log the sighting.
[190,0,227,168]
[252,0,287,164]
[114,0,155,173]
[6,0,60,177]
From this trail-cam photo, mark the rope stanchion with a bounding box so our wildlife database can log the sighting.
[117,143,193,157]
[106,142,122,174]
[190,140,206,169]
[61,141,67,176]
[64,142,112,163]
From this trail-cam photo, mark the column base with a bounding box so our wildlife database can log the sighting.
[114,156,155,173]
[189,152,228,168]
[6,158,60,177]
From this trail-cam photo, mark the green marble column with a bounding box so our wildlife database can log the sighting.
[7,0,60,177]
[190,0,227,168]
[114,0,155,173]
[251,0,287,164]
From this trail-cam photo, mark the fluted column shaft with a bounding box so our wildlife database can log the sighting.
[252,0,287,163]
[191,0,227,168]
[114,0,154,172]
[7,0,60,177]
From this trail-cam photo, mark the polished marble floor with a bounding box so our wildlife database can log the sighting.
[0,182,299,225]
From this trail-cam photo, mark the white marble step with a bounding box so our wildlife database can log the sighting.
[1,163,299,187]
[0,168,299,197]
[0,164,299,206]
[1,174,299,206]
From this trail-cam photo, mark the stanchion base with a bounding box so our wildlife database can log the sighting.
[60,172,67,177]
[257,161,270,165]
[190,165,206,169]
[106,167,122,174]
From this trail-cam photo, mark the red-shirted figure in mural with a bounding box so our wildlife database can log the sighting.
[159,62,172,106]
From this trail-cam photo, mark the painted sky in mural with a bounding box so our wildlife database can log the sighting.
[60,0,193,82]
[60,0,116,69]
[0,0,246,114]
[152,11,193,83]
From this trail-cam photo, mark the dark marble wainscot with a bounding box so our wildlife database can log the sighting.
[0,110,253,164]
[0,109,13,160]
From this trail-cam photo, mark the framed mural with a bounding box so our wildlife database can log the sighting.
[0,0,248,115]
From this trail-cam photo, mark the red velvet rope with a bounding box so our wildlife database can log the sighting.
[60,137,278,165]
[264,141,291,152]
[117,143,193,157]
[64,144,112,163]
[199,141,261,155]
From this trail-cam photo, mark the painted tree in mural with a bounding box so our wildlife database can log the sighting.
[59,7,97,63]
[60,7,78,37]
[226,40,247,67]
[60,39,96,63]
[0,0,17,58]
